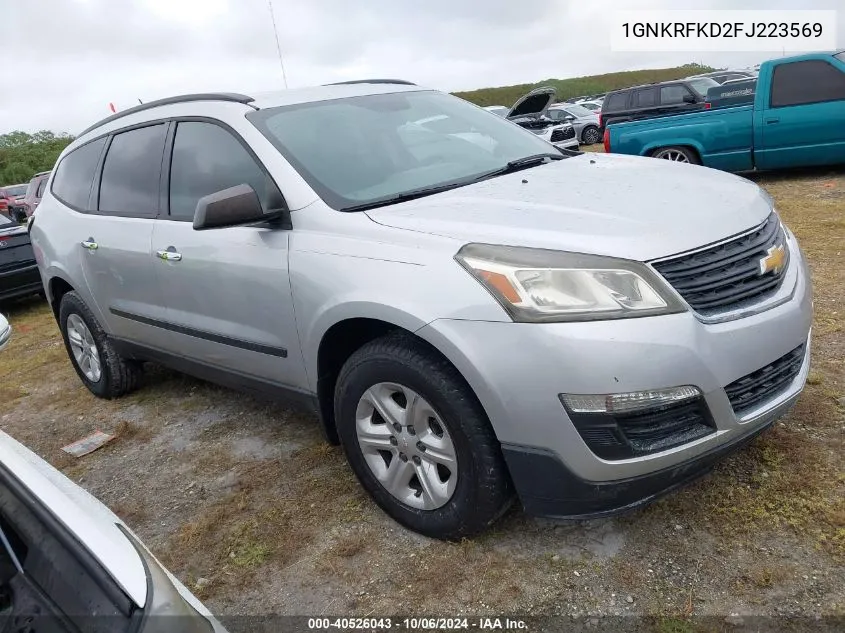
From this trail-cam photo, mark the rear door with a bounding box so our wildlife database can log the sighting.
[78,123,171,349]
[150,119,308,391]
[756,57,845,170]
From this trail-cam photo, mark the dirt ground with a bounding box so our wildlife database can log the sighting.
[1,156,843,630]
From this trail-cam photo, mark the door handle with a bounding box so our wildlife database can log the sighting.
[156,248,182,262]
[81,238,98,251]
[766,118,780,124]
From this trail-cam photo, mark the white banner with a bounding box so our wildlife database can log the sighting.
[611,10,838,52]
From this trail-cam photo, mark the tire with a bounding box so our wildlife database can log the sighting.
[334,332,513,540]
[581,125,601,145]
[58,291,142,399]
[651,146,701,165]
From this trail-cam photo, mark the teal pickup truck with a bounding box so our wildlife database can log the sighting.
[605,51,845,172]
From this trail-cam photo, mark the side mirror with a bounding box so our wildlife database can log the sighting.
[193,184,286,230]
[564,115,576,122]
[682,94,697,104]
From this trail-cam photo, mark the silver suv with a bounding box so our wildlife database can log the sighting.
[31,82,812,540]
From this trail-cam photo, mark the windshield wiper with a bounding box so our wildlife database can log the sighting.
[341,181,468,212]
[340,153,565,213]
[472,152,564,183]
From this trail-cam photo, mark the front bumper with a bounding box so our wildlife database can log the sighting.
[417,236,812,517]
[501,389,799,518]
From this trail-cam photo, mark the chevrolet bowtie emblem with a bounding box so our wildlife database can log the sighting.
[759,244,786,276]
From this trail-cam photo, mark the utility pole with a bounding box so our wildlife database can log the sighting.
[268,0,289,88]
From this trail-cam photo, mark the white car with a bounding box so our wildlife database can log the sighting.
[484,87,579,151]
[577,100,603,113]
[0,314,9,351]
[0,429,226,632]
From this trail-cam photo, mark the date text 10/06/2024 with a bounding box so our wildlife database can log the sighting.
[307,617,528,630]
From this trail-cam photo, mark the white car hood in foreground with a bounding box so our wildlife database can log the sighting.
[367,153,773,262]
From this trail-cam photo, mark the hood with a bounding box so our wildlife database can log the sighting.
[365,153,773,262]
[508,86,556,119]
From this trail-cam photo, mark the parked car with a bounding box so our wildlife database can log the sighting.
[32,82,811,540]
[0,185,27,221]
[0,313,9,351]
[605,51,845,171]
[0,429,227,631]
[0,212,42,302]
[11,171,51,221]
[497,87,579,150]
[686,69,758,85]
[483,105,509,117]
[600,77,720,128]
[578,100,603,113]
[547,103,602,144]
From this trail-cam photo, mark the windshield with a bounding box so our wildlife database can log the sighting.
[687,77,720,96]
[247,90,555,210]
[562,103,594,117]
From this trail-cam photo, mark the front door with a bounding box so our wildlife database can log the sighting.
[151,120,307,391]
[757,57,845,170]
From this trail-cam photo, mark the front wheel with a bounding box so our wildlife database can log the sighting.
[334,332,513,540]
[581,125,601,145]
[651,146,701,164]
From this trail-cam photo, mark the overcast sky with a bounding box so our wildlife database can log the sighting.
[3,0,842,135]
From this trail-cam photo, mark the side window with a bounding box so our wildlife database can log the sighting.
[547,110,564,121]
[168,121,273,221]
[632,88,657,107]
[35,177,47,198]
[660,84,693,105]
[771,60,845,107]
[98,124,167,218]
[603,92,627,111]
[51,138,107,210]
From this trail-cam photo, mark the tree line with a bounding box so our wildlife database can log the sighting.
[0,131,74,187]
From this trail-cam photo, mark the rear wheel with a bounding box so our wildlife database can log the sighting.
[334,332,513,540]
[652,146,700,164]
[581,125,601,145]
[58,292,142,398]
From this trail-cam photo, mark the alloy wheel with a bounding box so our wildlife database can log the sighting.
[653,148,690,163]
[355,382,458,510]
[66,314,102,382]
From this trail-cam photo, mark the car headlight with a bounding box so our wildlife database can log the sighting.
[455,243,686,323]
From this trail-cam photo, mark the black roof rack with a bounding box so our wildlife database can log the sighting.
[78,93,255,137]
[324,79,417,86]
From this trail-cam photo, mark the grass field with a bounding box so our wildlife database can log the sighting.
[0,152,842,623]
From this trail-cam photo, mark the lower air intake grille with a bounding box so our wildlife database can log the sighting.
[725,344,805,415]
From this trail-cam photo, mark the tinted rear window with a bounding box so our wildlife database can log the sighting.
[98,124,167,217]
[603,92,627,111]
[51,138,107,210]
[631,88,657,107]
